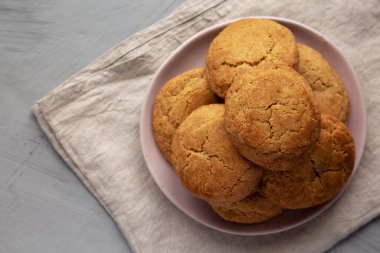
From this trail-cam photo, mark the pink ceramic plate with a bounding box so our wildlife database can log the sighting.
[140,17,366,235]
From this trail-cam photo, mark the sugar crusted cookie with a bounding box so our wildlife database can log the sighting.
[297,43,350,123]
[224,63,321,171]
[152,68,219,163]
[263,114,355,209]
[206,18,298,98]
[171,104,263,204]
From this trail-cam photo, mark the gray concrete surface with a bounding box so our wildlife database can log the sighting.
[0,0,379,252]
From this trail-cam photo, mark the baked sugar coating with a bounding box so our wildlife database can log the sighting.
[171,104,263,204]
[263,114,355,209]
[224,64,321,171]
[206,18,298,98]
[297,43,350,123]
[210,183,282,224]
[152,68,219,163]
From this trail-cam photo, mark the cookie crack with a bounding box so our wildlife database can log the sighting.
[169,86,204,128]
[312,77,331,89]
[221,60,262,68]
[267,103,276,139]
[310,159,321,180]
[230,174,245,191]
[220,39,276,69]
[262,40,275,62]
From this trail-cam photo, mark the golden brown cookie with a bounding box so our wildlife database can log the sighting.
[152,68,219,163]
[210,183,282,224]
[263,114,355,209]
[171,104,263,204]
[224,63,321,171]
[205,18,299,98]
[297,43,350,123]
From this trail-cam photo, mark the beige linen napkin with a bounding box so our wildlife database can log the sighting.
[32,0,380,252]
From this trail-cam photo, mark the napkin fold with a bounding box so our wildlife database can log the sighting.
[33,0,380,252]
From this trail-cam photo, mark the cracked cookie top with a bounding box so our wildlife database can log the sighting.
[262,114,355,209]
[171,104,263,204]
[205,18,298,98]
[297,43,350,123]
[224,63,321,171]
[210,182,282,224]
[152,68,219,164]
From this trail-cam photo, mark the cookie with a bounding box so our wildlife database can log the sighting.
[171,104,263,204]
[210,183,282,224]
[152,68,219,163]
[205,18,299,98]
[263,114,355,209]
[224,63,321,171]
[297,43,350,123]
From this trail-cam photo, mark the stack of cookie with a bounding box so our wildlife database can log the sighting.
[152,19,355,224]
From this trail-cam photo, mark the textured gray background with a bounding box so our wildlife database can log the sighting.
[0,0,379,252]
